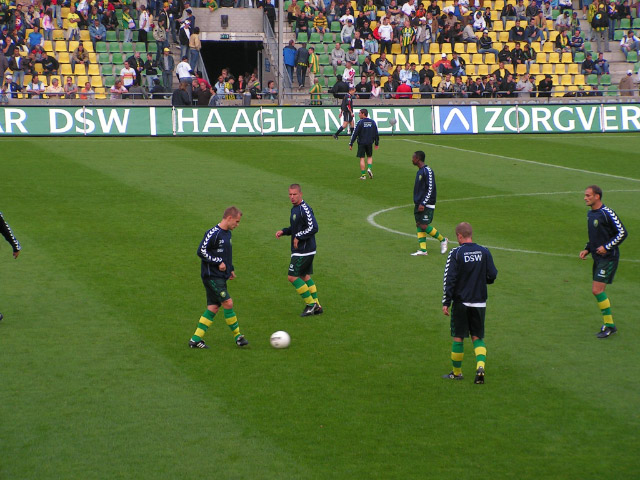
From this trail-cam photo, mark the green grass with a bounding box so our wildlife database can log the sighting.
[1,134,639,479]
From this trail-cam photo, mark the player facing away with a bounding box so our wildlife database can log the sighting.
[412,151,448,256]
[333,86,356,139]
[276,184,323,317]
[189,206,248,349]
[349,108,379,180]
[442,222,498,384]
[579,185,627,339]
[0,211,21,322]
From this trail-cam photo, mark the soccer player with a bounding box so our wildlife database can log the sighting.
[275,184,322,317]
[579,185,627,339]
[412,151,448,256]
[333,86,355,139]
[189,206,248,349]
[0,211,21,322]
[349,108,379,180]
[442,222,498,384]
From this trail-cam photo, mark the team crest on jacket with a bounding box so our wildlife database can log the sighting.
[593,219,599,227]
[293,214,297,221]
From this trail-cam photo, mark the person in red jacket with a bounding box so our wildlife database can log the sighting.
[395,80,413,98]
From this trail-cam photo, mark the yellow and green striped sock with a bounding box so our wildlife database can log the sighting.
[426,225,445,242]
[417,227,427,252]
[223,308,241,340]
[191,309,215,342]
[595,292,614,327]
[473,338,486,370]
[452,341,464,376]
[292,278,315,305]
[305,278,319,304]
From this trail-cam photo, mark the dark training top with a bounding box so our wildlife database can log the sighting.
[340,93,354,113]
[198,224,234,280]
[585,205,627,260]
[413,164,437,207]
[0,212,21,252]
[349,117,380,147]
[280,200,318,256]
[442,243,498,307]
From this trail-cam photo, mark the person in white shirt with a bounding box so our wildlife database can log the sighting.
[120,61,137,88]
[378,17,394,54]
[138,6,151,44]
[399,63,412,83]
[370,80,381,98]
[175,56,194,98]
[620,30,640,60]
[402,0,416,17]
[110,79,128,99]
[342,61,356,87]
[26,74,45,98]
[339,13,354,26]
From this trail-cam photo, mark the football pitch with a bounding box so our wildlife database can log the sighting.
[1,133,639,479]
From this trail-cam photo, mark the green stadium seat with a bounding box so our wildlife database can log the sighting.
[600,74,611,86]
[296,32,309,43]
[634,18,640,28]
[606,85,619,96]
[122,43,134,53]
[98,53,111,63]
[104,76,116,87]
[323,32,334,43]
[634,62,640,73]
[614,30,625,41]
[284,0,291,10]
[330,21,341,33]
[619,18,631,29]
[586,74,598,86]
[147,43,157,53]
[319,54,330,65]
[101,64,114,75]
[583,41,592,54]
[309,32,322,43]
[134,42,146,52]
[626,51,638,63]
[112,53,126,64]
[95,42,108,53]
[327,76,337,87]
[574,52,585,63]
[322,65,334,76]
[340,43,350,52]
[552,9,560,19]
[106,31,118,42]
[316,76,325,86]
[132,30,139,41]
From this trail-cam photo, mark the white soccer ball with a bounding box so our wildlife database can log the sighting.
[270,331,291,349]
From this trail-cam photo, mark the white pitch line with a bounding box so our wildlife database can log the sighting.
[399,139,640,183]
[367,190,640,263]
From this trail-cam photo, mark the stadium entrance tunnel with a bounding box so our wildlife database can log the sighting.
[201,41,263,83]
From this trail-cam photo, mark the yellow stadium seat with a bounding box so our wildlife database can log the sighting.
[494,41,503,50]
[432,76,441,87]
[391,43,401,54]
[499,31,509,42]
[551,74,559,84]
[488,32,497,42]
[44,40,54,52]
[89,53,97,63]
[24,75,32,85]
[484,53,496,64]
[454,43,465,53]
[505,20,516,31]
[567,63,579,74]
[60,64,73,75]
[466,43,477,54]
[69,40,79,51]
[408,54,419,64]
[91,75,103,87]
[546,20,554,29]
[555,63,567,74]
[491,10,499,20]
[574,74,585,85]
[549,31,559,41]
[561,74,572,85]
[58,52,70,63]
[548,52,560,63]
[504,63,514,73]
[494,0,505,10]
[465,64,476,76]
[429,43,440,54]
[62,20,70,29]
[77,75,89,85]
[477,64,489,76]
[73,64,86,75]
[459,53,470,63]
[80,30,90,42]
[61,7,70,16]
[516,64,526,75]
[561,52,572,63]
[441,43,452,54]
[34,63,44,74]
[53,29,66,41]
[536,52,547,63]
[567,85,578,93]
[470,53,482,64]
[529,63,541,75]
[541,63,553,74]
[55,41,67,52]
[395,54,407,65]
[88,64,100,75]
[553,86,565,97]
[542,41,554,52]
